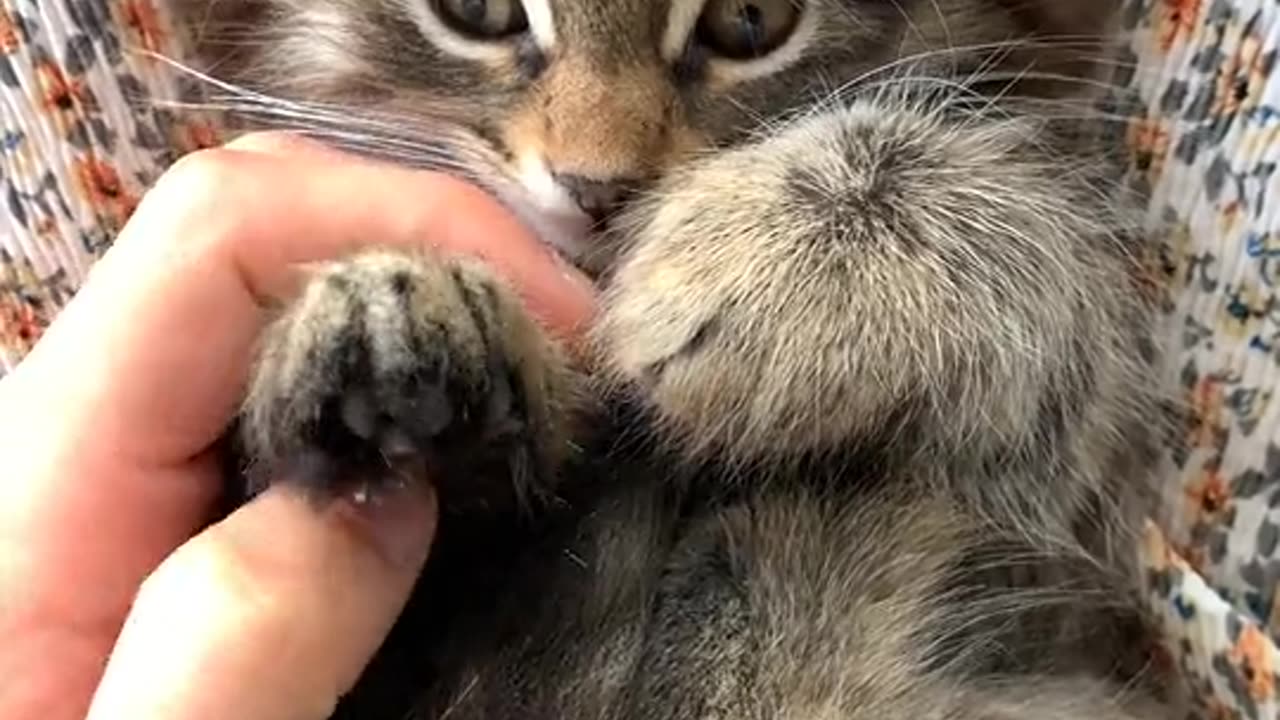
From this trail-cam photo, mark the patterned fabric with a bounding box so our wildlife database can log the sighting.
[3,0,1280,716]
[1125,0,1280,715]
[0,0,216,370]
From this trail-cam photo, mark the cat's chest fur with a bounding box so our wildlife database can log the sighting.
[326,439,1129,720]
[337,461,841,720]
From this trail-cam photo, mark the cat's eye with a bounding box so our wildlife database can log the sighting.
[696,0,802,60]
[434,0,528,39]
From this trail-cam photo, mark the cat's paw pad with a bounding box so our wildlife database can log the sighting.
[240,251,566,511]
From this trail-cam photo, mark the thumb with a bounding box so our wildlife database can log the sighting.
[84,477,437,720]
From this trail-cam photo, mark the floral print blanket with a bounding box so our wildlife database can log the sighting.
[2,0,1280,716]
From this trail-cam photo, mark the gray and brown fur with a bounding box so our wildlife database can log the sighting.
[172,0,1174,717]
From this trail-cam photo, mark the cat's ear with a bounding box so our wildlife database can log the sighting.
[169,0,275,77]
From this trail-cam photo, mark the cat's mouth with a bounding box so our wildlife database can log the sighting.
[499,192,613,280]
[494,157,625,280]
[528,208,598,266]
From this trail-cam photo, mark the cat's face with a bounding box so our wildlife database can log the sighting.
[178,0,1117,265]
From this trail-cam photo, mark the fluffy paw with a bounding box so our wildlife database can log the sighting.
[240,250,574,512]
[596,104,1135,465]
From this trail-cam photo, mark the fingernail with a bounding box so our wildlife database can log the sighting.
[541,255,598,341]
[338,467,438,571]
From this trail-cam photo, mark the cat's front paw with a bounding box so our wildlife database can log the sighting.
[596,105,1137,467]
[240,250,575,512]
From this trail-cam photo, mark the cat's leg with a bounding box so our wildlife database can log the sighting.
[597,103,1158,538]
[236,249,579,513]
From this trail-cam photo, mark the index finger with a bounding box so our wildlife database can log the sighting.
[10,142,595,467]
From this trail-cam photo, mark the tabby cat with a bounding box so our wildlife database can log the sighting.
[173,0,1174,717]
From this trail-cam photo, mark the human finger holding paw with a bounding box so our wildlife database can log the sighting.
[0,132,596,720]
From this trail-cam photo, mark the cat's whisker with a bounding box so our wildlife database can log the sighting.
[885,0,935,55]
[158,97,482,173]
[826,36,1136,100]
[967,70,1143,96]
[147,56,512,178]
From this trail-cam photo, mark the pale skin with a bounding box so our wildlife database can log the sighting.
[0,133,596,720]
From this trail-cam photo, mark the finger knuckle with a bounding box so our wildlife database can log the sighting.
[154,148,247,210]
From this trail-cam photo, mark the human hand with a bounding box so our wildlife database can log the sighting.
[0,133,595,720]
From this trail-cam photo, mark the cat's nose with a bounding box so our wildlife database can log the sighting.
[552,173,634,221]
